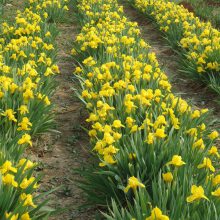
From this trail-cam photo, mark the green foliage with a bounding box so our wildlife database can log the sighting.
[72,0,220,219]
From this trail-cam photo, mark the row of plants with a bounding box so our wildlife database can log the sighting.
[179,0,220,28]
[0,0,68,219]
[128,0,220,94]
[72,0,220,219]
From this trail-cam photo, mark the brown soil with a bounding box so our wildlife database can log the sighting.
[179,1,195,13]
[206,0,220,7]
[2,1,25,21]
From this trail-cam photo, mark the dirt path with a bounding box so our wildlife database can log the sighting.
[121,1,220,120]
[31,4,95,220]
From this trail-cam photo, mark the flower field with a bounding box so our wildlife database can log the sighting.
[0,0,68,219]
[178,0,220,28]
[128,0,220,94]
[72,0,220,219]
[1,0,220,219]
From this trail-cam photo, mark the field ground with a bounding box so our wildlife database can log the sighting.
[1,0,220,219]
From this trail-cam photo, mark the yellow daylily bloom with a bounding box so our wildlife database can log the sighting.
[208,131,219,140]
[186,185,209,202]
[18,134,32,146]
[166,155,186,167]
[112,120,125,128]
[0,161,17,174]
[208,146,220,158]
[197,157,215,172]
[146,207,169,220]
[211,188,220,197]
[17,117,32,131]
[162,172,173,183]
[2,174,18,187]
[212,175,220,186]
[21,212,31,220]
[124,176,145,193]
[1,109,17,122]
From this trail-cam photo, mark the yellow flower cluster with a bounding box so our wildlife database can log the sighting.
[132,0,220,83]
[73,0,220,218]
[0,0,68,219]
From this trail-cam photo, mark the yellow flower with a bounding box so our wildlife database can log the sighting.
[208,146,220,158]
[21,212,31,220]
[99,154,116,167]
[88,129,97,137]
[211,188,220,197]
[86,113,98,122]
[1,109,17,122]
[193,138,205,150]
[17,117,32,131]
[130,125,138,133]
[63,5,69,10]
[103,145,119,155]
[113,132,122,140]
[155,128,167,138]
[0,160,17,174]
[44,96,51,105]
[197,157,215,172]
[112,120,125,128]
[82,56,96,66]
[186,128,197,137]
[18,134,32,146]
[144,64,152,73]
[124,176,145,193]
[212,175,220,186]
[166,155,186,167]
[2,174,18,187]
[0,91,4,98]
[201,108,208,114]
[186,185,209,202]
[191,110,200,119]
[198,123,206,131]
[43,12,48,18]
[145,132,154,144]
[162,172,173,183]
[20,177,37,189]
[17,159,35,173]
[20,193,37,208]
[45,31,51,37]
[74,67,82,73]
[153,115,167,129]
[197,66,205,73]
[103,133,115,145]
[208,131,219,140]
[71,48,77,55]
[146,207,169,220]
[5,213,19,220]
[23,89,34,102]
